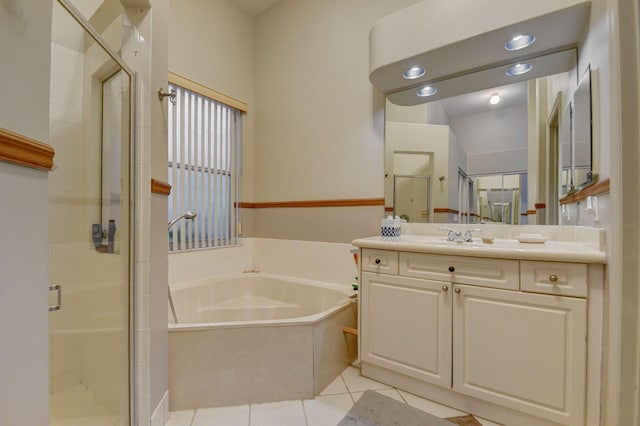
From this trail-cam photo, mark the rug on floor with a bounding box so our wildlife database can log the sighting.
[444,414,483,426]
[336,390,473,426]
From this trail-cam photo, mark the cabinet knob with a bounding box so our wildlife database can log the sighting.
[448,266,455,272]
[549,274,558,283]
[442,285,449,292]
[454,287,462,294]
[375,259,381,265]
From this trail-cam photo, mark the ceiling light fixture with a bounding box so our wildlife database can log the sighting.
[416,86,438,97]
[505,34,536,51]
[489,94,501,105]
[506,63,533,77]
[403,66,426,80]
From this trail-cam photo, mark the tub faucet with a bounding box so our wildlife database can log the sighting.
[168,211,197,230]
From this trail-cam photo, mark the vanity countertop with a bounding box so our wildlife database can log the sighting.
[352,235,606,264]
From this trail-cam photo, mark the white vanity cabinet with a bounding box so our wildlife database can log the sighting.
[359,248,593,426]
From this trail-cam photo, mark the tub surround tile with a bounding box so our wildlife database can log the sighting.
[313,303,358,395]
[169,325,314,410]
[250,400,306,426]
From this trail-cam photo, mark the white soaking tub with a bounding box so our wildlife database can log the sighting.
[168,273,358,410]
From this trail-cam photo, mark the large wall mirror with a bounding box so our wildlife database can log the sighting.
[385,50,593,225]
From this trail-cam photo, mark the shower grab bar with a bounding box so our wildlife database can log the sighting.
[48,284,62,312]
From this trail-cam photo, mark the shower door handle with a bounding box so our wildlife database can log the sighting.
[48,284,62,312]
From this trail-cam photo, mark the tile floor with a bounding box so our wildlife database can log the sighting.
[167,365,503,426]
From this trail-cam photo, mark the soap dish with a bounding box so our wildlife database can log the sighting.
[516,234,549,244]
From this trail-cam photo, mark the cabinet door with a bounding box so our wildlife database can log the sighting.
[452,284,586,426]
[361,272,452,388]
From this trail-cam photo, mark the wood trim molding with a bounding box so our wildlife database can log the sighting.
[0,128,54,171]
[434,208,459,214]
[168,72,248,113]
[151,179,171,196]
[238,198,384,209]
[559,178,611,204]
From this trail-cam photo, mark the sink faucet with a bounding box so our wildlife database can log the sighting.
[463,228,482,242]
[439,227,462,242]
[439,227,482,242]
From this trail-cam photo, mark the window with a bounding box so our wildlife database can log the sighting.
[168,83,242,250]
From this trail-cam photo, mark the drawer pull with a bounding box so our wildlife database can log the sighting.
[442,285,449,292]
[549,274,559,283]
[375,259,381,265]
[454,287,461,294]
[448,266,455,272]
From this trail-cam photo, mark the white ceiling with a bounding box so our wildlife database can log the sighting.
[229,0,281,16]
[439,81,528,119]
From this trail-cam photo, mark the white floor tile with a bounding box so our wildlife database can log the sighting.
[166,410,195,426]
[303,394,354,426]
[192,405,250,426]
[341,366,392,393]
[319,374,349,396]
[397,390,467,418]
[250,400,306,426]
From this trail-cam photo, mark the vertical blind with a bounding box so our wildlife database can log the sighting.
[168,83,242,251]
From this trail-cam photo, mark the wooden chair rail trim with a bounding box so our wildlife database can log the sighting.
[238,198,384,209]
[151,179,171,196]
[0,128,54,171]
[169,72,248,113]
[434,208,459,214]
[559,178,610,204]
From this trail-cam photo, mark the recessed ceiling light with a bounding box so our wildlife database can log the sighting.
[416,86,438,97]
[403,66,426,80]
[505,34,536,51]
[506,63,533,77]
[489,94,501,105]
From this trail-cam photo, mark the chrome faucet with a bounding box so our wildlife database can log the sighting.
[439,227,462,242]
[168,211,197,230]
[439,227,482,242]
[463,228,482,242]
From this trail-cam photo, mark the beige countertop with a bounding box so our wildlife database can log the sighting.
[352,234,607,264]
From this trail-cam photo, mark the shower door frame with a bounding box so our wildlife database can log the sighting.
[54,1,137,424]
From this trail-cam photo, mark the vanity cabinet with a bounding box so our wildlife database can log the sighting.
[360,248,589,426]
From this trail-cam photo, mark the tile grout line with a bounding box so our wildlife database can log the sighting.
[300,399,310,426]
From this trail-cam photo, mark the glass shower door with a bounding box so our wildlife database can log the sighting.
[48,1,131,425]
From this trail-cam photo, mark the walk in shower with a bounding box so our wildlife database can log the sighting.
[48,1,134,425]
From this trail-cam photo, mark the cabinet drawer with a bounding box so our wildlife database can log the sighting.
[362,249,399,275]
[400,252,519,290]
[521,261,588,298]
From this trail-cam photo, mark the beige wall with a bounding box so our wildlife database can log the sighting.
[250,0,420,242]
[169,0,255,200]
[0,1,52,425]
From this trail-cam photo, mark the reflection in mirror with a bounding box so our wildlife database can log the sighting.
[573,67,592,188]
[385,69,572,224]
[475,173,527,224]
[560,103,573,194]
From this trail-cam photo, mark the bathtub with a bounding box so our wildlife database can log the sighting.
[168,273,358,410]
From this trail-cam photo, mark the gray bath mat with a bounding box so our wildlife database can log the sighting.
[337,390,454,426]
